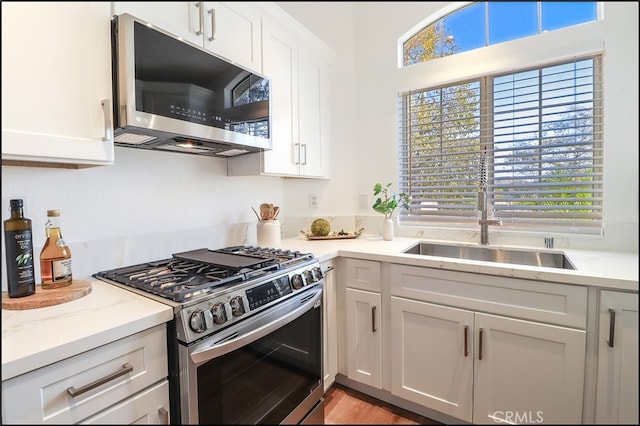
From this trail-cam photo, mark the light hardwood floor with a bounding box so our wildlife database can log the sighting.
[323,383,441,425]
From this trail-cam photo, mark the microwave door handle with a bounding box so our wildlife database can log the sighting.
[101,99,113,143]
[189,287,322,364]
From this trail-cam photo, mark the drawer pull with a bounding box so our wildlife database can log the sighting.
[67,363,133,398]
[478,328,484,360]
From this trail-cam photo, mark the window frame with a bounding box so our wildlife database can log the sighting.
[395,2,606,236]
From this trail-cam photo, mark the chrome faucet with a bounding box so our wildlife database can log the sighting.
[478,153,501,245]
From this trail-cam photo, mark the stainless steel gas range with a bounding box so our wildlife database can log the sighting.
[94,246,325,425]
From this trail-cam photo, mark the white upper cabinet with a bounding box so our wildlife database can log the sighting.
[227,5,333,179]
[297,49,330,178]
[201,2,262,72]
[111,2,261,72]
[1,2,114,167]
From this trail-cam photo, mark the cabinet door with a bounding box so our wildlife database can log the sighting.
[390,297,474,422]
[345,288,382,388]
[201,2,261,72]
[322,261,338,392]
[260,18,298,176]
[1,2,114,167]
[473,313,586,424]
[111,2,200,45]
[298,49,329,178]
[595,291,639,424]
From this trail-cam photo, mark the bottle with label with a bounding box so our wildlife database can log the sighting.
[40,209,72,289]
[3,199,36,298]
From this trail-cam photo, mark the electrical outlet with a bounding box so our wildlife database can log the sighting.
[309,193,318,208]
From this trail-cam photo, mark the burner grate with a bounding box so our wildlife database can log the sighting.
[94,246,316,303]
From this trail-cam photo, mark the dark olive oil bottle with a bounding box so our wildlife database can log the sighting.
[3,199,36,297]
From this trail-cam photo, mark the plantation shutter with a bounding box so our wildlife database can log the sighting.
[398,55,603,233]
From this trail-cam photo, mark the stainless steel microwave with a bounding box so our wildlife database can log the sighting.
[111,13,271,158]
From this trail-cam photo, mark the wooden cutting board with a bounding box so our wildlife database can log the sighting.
[2,280,92,310]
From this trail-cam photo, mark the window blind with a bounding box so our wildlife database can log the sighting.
[398,55,603,232]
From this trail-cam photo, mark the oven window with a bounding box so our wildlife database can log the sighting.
[196,304,322,424]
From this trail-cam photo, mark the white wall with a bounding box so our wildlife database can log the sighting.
[2,2,637,290]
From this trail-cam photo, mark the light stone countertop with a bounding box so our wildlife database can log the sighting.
[280,235,639,291]
[2,235,636,383]
[1,280,172,381]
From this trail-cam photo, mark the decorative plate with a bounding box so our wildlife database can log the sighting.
[300,228,365,240]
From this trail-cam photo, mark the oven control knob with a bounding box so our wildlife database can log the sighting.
[291,274,304,290]
[211,302,230,324]
[230,296,247,316]
[189,309,206,333]
[313,267,323,281]
[303,270,315,284]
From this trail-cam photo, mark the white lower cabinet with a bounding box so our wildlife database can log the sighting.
[390,297,586,424]
[389,263,588,424]
[472,312,585,424]
[322,259,338,392]
[390,297,474,421]
[343,259,383,389]
[1,325,169,424]
[595,290,639,424]
[346,287,382,389]
[80,380,169,424]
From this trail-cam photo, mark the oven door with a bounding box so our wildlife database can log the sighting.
[178,284,323,424]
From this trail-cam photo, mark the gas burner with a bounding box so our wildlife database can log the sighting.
[94,246,317,303]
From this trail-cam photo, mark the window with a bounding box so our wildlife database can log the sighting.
[398,56,603,233]
[403,2,597,66]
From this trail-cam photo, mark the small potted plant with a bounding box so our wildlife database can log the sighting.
[372,182,411,240]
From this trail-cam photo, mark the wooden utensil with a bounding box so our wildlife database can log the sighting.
[273,206,280,219]
[260,203,270,220]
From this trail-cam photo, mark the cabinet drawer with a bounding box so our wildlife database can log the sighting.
[80,380,169,424]
[390,264,587,328]
[345,259,381,292]
[2,325,167,424]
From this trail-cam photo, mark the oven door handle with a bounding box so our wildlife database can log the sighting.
[189,285,322,364]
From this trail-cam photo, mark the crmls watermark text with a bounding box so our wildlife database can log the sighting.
[492,411,544,424]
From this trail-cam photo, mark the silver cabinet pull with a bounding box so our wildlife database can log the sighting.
[294,144,300,165]
[371,305,377,332]
[478,328,484,360]
[158,407,169,424]
[101,99,112,143]
[195,2,204,36]
[207,8,216,41]
[301,144,308,165]
[67,363,133,397]
[607,308,616,347]
[464,325,469,357]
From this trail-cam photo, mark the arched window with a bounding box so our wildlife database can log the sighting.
[397,2,604,234]
[403,2,598,66]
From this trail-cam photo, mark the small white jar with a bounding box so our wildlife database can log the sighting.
[257,220,281,248]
